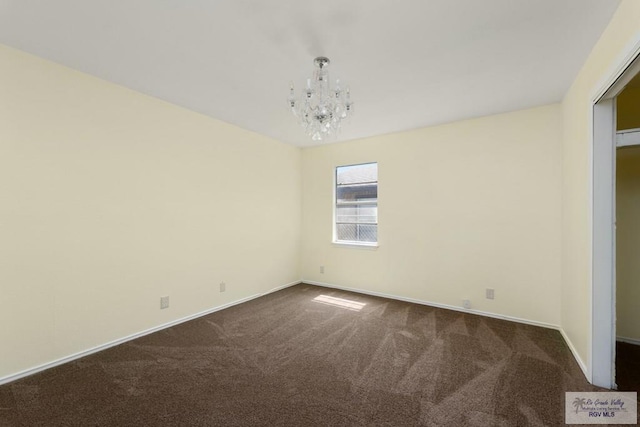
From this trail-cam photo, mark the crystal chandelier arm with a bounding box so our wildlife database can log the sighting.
[288,83,296,110]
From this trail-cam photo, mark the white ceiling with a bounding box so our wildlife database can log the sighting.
[0,0,621,146]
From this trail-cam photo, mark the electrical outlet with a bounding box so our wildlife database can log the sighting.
[463,299,471,309]
[486,288,495,300]
[320,265,325,274]
[160,296,169,309]
[219,282,226,292]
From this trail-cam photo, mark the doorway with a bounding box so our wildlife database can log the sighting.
[615,143,640,391]
[614,82,640,391]
[592,41,640,389]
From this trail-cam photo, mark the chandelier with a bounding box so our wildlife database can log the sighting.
[288,57,353,141]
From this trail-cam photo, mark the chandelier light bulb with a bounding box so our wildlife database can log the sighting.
[288,57,353,142]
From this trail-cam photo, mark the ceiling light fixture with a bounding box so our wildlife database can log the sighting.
[288,57,353,142]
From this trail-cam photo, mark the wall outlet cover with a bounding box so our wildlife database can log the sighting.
[160,296,169,309]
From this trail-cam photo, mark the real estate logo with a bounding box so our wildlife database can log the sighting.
[565,392,637,424]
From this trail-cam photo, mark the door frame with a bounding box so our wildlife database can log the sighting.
[591,34,640,388]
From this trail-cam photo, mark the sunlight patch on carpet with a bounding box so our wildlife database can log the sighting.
[313,295,366,311]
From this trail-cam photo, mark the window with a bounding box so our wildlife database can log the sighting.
[335,162,378,244]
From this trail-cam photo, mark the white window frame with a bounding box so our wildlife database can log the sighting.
[333,162,379,248]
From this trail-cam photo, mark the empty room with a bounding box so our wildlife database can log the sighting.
[1,1,639,425]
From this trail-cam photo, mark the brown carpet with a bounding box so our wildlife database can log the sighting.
[616,341,640,399]
[0,283,602,426]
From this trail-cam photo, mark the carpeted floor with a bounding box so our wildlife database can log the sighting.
[0,284,604,426]
[616,341,640,399]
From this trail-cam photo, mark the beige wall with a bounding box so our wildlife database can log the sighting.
[561,0,640,375]
[301,104,563,326]
[0,45,302,380]
[2,0,638,386]
[617,85,640,130]
[616,146,640,342]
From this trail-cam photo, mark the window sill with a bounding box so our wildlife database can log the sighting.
[332,241,379,250]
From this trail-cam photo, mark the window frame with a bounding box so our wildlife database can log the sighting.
[333,162,379,248]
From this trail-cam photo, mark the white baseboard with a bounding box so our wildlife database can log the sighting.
[0,280,301,386]
[304,280,593,382]
[617,336,640,346]
[559,328,590,382]
[303,280,560,330]
[2,279,593,387]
